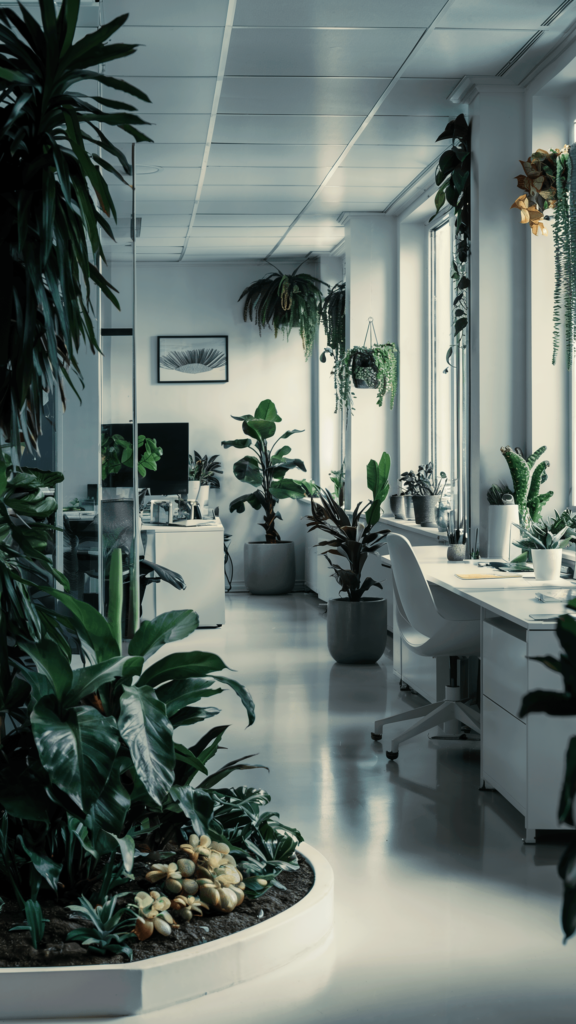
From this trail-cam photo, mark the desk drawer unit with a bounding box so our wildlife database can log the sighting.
[482,695,526,814]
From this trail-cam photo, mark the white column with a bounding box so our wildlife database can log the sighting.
[398,221,429,486]
[342,213,399,508]
[317,254,344,490]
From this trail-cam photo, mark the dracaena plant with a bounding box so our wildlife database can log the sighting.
[0,0,151,455]
[306,453,390,601]
[222,399,309,543]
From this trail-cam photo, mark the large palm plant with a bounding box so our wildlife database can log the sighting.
[0,0,151,455]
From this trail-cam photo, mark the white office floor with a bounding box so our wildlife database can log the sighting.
[22,593,576,1023]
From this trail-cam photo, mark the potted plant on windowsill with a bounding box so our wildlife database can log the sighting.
[223,399,309,595]
[306,453,390,664]
[399,464,447,527]
[487,445,553,559]
[188,451,222,506]
[512,516,574,580]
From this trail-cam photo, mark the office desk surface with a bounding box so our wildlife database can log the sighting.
[380,549,573,630]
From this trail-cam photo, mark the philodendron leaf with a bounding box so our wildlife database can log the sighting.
[31,699,120,812]
[138,651,227,688]
[118,685,175,806]
[64,656,144,709]
[128,610,199,660]
[18,836,62,893]
[19,638,72,701]
[47,589,120,662]
[155,677,223,717]
[87,761,131,836]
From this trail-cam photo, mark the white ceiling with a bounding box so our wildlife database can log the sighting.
[7,0,576,262]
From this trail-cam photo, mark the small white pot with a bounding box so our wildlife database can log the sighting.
[188,480,201,501]
[199,484,211,507]
[531,548,563,580]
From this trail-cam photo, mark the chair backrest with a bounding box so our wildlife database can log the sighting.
[386,533,445,639]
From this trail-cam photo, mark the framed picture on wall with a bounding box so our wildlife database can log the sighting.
[157,335,229,383]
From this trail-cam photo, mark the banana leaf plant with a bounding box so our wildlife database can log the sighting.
[223,399,309,543]
[239,262,325,359]
[0,0,151,455]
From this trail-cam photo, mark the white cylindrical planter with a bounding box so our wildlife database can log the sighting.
[199,484,210,507]
[487,504,519,560]
[531,548,563,580]
[188,480,201,501]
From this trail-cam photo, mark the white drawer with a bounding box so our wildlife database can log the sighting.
[482,695,526,815]
[482,619,527,719]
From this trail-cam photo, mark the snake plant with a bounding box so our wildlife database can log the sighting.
[239,262,325,359]
[0,0,151,456]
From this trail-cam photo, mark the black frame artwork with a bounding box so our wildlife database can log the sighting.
[157,335,229,383]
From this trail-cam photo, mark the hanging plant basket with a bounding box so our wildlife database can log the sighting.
[350,347,380,389]
[238,258,325,359]
[334,318,398,415]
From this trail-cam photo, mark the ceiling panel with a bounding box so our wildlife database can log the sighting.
[104,169,201,187]
[110,29,224,77]
[320,186,400,203]
[201,186,316,202]
[341,145,443,168]
[129,144,205,167]
[209,144,345,166]
[412,29,543,78]
[234,1,445,28]
[109,115,210,145]
[113,202,195,216]
[331,167,418,187]
[204,167,327,186]
[443,0,570,29]
[225,28,423,78]
[197,202,307,215]
[110,186,197,203]
[382,78,463,116]
[359,115,450,147]
[104,78,217,114]
[196,215,295,226]
[213,115,363,145]
[219,77,390,116]
[110,1,229,26]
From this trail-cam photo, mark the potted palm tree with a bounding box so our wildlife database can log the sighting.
[222,399,310,594]
[306,453,390,664]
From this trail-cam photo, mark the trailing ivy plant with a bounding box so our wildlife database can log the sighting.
[239,261,325,359]
[319,281,346,362]
[431,114,471,373]
[334,343,398,415]
[0,0,151,456]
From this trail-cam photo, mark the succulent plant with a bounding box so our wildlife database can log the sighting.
[134,890,179,940]
[500,445,553,526]
[67,895,138,959]
[144,858,198,895]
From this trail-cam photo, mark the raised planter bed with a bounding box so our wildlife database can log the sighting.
[0,843,333,1021]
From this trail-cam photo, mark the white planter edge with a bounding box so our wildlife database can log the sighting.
[0,842,333,1021]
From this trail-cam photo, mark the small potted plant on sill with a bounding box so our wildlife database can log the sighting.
[306,452,390,664]
[223,399,309,595]
[399,463,447,527]
[512,516,574,580]
[188,451,222,506]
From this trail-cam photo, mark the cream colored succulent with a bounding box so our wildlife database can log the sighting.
[179,834,245,890]
[170,894,207,922]
[134,890,180,940]
[145,856,197,895]
[196,877,245,914]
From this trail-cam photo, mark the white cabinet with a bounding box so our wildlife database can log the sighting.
[142,521,225,627]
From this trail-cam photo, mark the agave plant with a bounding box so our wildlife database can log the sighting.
[0,0,151,455]
[67,894,138,960]
[239,262,325,359]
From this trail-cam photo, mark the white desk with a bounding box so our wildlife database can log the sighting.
[380,546,575,841]
[142,519,225,627]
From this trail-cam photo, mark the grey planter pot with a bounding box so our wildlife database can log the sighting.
[389,495,405,520]
[403,495,415,520]
[244,541,295,595]
[412,494,439,527]
[447,543,466,561]
[327,598,387,664]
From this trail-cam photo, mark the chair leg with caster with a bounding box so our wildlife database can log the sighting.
[372,699,444,741]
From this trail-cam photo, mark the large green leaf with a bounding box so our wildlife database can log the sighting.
[18,638,72,701]
[118,685,175,806]
[243,418,277,441]
[254,399,281,422]
[270,478,306,500]
[48,590,120,661]
[202,755,269,789]
[233,455,263,487]
[221,438,253,449]
[138,651,227,688]
[64,656,144,709]
[229,491,265,514]
[18,835,62,893]
[214,676,256,727]
[128,610,199,660]
[155,677,223,717]
[31,699,119,811]
[86,761,131,835]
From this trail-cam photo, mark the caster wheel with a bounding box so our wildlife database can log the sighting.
[371,732,382,742]
[386,750,399,760]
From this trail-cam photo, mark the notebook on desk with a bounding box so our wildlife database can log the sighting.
[455,572,532,580]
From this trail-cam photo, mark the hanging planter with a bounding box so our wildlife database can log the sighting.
[239,258,325,359]
[319,281,346,361]
[334,318,398,415]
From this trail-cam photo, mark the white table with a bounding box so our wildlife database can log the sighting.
[142,519,225,627]
[380,546,575,841]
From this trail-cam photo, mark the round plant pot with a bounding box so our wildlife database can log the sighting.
[389,495,405,520]
[327,597,387,664]
[531,548,563,580]
[412,494,439,528]
[351,349,378,389]
[188,480,201,501]
[487,503,519,560]
[403,495,415,520]
[447,543,466,561]
[244,541,296,595]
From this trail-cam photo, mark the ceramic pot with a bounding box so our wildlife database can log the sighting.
[531,548,562,581]
[188,480,201,501]
[447,544,466,561]
[403,495,415,520]
[389,495,405,520]
[487,503,519,560]
[351,349,379,389]
[412,494,438,528]
[199,484,210,507]
[244,541,295,595]
[327,598,387,664]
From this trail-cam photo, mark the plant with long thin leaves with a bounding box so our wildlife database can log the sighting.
[239,261,325,359]
[0,0,151,455]
[67,894,138,960]
[9,898,49,949]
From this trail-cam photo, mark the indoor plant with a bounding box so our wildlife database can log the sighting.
[102,432,163,491]
[223,399,309,595]
[239,261,324,359]
[512,517,573,580]
[306,453,390,664]
[487,445,553,559]
[0,0,151,460]
[399,464,447,527]
[188,451,222,505]
[334,327,398,415]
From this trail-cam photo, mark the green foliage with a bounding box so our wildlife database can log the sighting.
[513,518,574,552]
[0,0,151,454]
[319,281,346,362]
[500,445,552,526]
[188,452,223,488]
[334,344,398,416]
[223,399,309,543]
[399,464,447,497]
[67,894,138,960]
[306,454,390,601]
[487,483,515,505]
[329,463,345,507]
[101,433,163,483]
[239,265,325,359]
[9,899,48,949]
[552,148,575,366]
[519,600,576,941]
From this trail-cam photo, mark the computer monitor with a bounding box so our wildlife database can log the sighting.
[103,422,189,496]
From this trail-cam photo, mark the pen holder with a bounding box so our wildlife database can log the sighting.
[447,543,466,561]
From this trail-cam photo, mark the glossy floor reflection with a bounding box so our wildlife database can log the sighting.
[31,594,576,1023]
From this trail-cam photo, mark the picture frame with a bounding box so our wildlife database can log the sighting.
[157,335,229,384]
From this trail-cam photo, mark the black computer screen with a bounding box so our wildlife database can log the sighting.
[103,422,189,496]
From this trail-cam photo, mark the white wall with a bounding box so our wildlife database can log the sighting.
[102,260,314,588]
[397,221,429,490]
[317,255,344,491]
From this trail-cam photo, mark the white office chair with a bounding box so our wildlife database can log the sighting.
[371,533,481,759]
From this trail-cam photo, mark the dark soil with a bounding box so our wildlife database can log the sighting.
[0,854,314,969]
